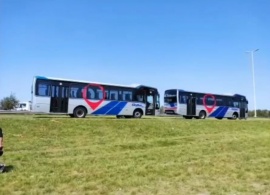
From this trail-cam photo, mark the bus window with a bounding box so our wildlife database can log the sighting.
[96,89,103,100]
[180,95,187,104]
[70,84,84,98]
[70,90,75,98]
[206,97,215,105]
[196,94,203,105]
[136,95,144,102]
[87,88,95,99]
[104,92,107,99]
[87,85,107,100]
[164,90,177,103]
[147,95,153,109]
[76,88,83,98]
[37,83,51,96]
[51,86,59,97]
[233,101,239,108]
[123,91,132,101]
[110,90,118,100]
[156,95,160,109]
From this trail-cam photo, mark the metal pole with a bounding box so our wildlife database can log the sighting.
[251,51,257,117]
[245,49,258,117]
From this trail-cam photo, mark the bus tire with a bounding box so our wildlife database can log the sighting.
[199,111,206,119]
[73,106,87,118]
[133,109,143,118]
[232,112,238,120]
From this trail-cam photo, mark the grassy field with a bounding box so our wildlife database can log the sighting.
[0,115,269,195]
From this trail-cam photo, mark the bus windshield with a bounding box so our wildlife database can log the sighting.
[164,90,177,103]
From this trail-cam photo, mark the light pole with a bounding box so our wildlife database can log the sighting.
[245,49,259,117]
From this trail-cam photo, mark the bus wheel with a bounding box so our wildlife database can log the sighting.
[232,112,238,120]
[133,109,142,118]
[199,111,206,119]
[73,107,87,118]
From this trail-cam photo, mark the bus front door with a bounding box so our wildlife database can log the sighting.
[239,101,247,119]
[50,83,69,113]
[145,94,156,115]
[187,97,196,116]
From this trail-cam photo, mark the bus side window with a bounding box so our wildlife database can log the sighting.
[197,95,203,105]
[70,86,83,98]
[37,83,50,96]
[136,95,144,102]
[123,91,132,101]
[87,88,95,99]
[111,93,115,100]
[125,94,130,101]
[110,90,118,100]
[118,91,122,101]
[181,95,187,103]
[71,91,75,98]
[77,88,83,98]
[95,89,103,100]
[233,102,239,108]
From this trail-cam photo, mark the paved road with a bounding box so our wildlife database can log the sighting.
[0,110,31,114]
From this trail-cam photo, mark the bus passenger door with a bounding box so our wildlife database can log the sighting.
[50,83,69,113]
[145,94,156,115]
[239,101,247,119]
[187,96,196,116]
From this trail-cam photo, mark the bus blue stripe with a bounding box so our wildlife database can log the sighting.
[92,101,119,114]
[106,102,128,115]
[213,107,225,117]
[216,107,229,117]
[209,107,223,117]
[169,103,175,107]
[209,106,229,117]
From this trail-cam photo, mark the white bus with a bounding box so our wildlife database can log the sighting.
[31,76,160,118]
[164,89,248,120]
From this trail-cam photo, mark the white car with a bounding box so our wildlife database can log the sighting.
[16,102,32,111]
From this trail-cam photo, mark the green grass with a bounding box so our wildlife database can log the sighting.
[0,115,270,195]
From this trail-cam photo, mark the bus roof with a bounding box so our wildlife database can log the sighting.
[165,89,246,98]
[34,76,158,91]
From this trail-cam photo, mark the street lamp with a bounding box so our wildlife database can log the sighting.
[245,49,259,117]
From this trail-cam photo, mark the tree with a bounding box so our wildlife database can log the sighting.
[248,109,270,118]
[0,93,19,110]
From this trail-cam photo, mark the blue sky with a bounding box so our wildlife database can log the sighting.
[1,0,269,109]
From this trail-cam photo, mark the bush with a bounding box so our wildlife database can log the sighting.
[248,109,270,118]
[0,93,19,110]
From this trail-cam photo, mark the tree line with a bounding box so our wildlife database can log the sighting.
[248,110,270,118]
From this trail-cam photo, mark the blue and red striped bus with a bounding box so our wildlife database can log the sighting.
[164,89,248,120]
[32,76,160,118]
